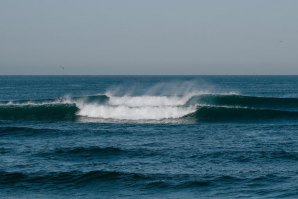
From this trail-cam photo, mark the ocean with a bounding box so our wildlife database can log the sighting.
[0,75,297,198]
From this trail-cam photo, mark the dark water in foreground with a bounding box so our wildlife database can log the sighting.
[0,76,298,198]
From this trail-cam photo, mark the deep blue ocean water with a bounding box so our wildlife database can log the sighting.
[0,76,298,198]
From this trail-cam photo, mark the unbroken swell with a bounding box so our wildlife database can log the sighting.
[186,106,298,122]
[0,103,78,121]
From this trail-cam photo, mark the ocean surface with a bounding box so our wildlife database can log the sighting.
[0,75,298,198]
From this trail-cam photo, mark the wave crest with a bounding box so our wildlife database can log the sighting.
[1,93,298,122]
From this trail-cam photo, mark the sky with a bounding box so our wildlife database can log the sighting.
[0,0,297,75]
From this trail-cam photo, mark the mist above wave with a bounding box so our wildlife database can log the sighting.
[71,81,213,120]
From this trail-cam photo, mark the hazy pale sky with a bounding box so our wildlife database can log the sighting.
[0,0,297,75]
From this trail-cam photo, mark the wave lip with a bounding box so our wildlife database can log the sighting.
[186,106,298,122]
[187,94,298,109]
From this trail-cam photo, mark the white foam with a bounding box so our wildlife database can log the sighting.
[107,95,194,107]
[77,104,195,120]
[74,94,198,120]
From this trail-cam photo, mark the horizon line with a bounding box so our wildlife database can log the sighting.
[1,74,298,76]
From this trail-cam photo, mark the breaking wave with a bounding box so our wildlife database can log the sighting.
[0,93,298,122]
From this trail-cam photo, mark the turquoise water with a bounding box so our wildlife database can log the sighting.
[0,76,298,198]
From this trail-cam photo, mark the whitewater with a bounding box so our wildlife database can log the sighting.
[76,94,197,120]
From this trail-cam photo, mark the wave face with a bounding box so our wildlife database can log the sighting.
[187,94,298,109]
[0,103,78,121]
[1,94,298,122]
[187,106,298,122]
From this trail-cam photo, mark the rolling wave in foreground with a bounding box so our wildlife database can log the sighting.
[1,93,298,122]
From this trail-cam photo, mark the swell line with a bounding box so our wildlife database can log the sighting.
[185,106,298,122]
[0,94,298,122]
